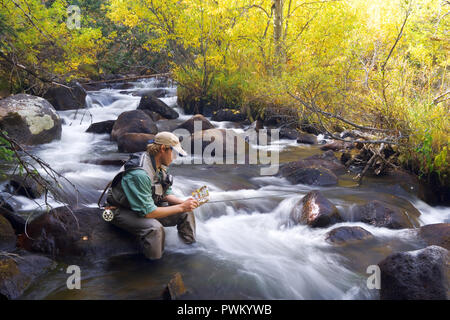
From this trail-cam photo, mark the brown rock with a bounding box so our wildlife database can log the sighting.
[111,110,158,141]
[418,223,450,250]
[117,133,155,153]
[162,272,187,300]
[292,191,343,228]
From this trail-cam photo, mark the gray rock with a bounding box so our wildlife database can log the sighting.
[0,94,62,145]
[0,252,55,299]
[378,245,449,300]
[352,200,421,229]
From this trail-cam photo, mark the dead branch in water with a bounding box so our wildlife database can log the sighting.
[287,92,405,184]
[0,132,81,234]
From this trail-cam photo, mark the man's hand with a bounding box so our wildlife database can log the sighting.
[180,197,199,212]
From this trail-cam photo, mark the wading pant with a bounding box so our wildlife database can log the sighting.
[111,207,196,260]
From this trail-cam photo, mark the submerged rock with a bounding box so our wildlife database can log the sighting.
[378,245,449,300]
[111,110,158,141]
[325,226,373,245]
[162,272,187,300]
[0,252,55,300]
[292,190,343,228]
[279,164,338,186]
[0,94,62,145]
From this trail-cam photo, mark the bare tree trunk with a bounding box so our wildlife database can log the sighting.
[273,0,283,75]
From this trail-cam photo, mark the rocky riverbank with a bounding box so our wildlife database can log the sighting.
[0,78,449,300]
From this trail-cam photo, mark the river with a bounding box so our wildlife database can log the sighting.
[13,78,450,299]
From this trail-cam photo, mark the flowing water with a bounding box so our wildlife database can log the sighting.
[11,78,450,300]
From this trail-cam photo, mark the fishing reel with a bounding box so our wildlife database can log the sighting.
[191,185,209,206]
[102,207,115,222]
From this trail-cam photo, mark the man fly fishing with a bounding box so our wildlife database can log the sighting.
[101,131,199,260]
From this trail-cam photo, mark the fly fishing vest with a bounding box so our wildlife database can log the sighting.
[104,152,173,210]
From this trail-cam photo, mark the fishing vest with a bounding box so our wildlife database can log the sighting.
[105,152,173,210]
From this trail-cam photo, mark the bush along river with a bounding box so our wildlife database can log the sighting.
[0,77,449,300]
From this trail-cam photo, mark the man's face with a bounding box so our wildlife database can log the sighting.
[161,145,174,166]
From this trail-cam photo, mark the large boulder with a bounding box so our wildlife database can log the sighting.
[279,164,338,186]
[0,252,55,300]
[21,206,140,261]
[138,94,179,119]
[86,120,115,134]
[378,245,449,300]
[292,191,343,228]
[43,84,86,110]
[111,110,158,141]
[212,109,247,122]
[351,200,421,229]
[176,114,215,134]
[325,226,373,245]
[0,94,62,145]
[117,133,155,153]
[418,223,450,250]
[0,215,16,251]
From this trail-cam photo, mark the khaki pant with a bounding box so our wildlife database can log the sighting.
[111,207,196,260]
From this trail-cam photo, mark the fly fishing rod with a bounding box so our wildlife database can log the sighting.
[191,186,301,205]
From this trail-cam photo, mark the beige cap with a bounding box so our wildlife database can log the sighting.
[154,131,187,156]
